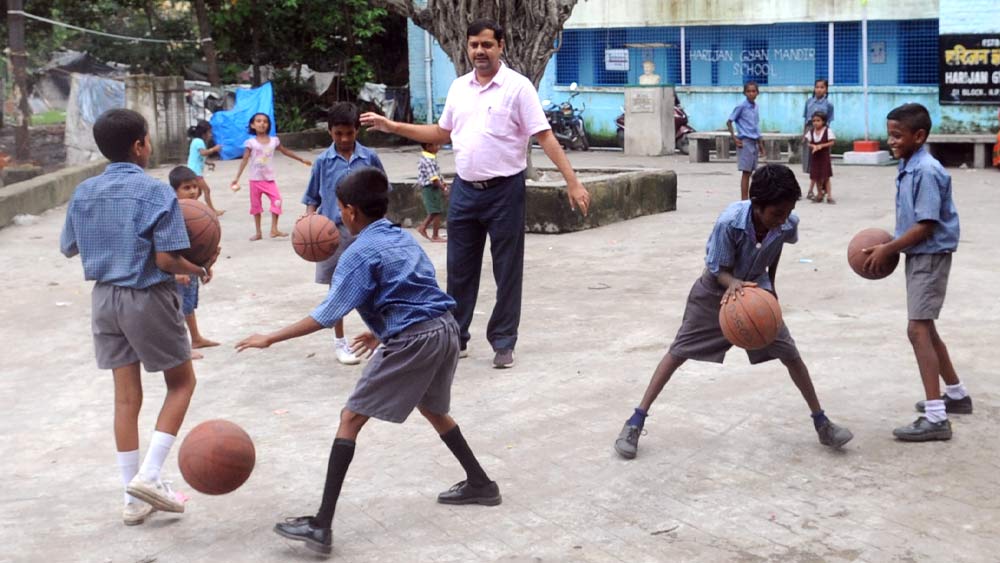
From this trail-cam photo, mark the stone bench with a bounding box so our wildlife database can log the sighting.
[926,134,996,169]
[689,131,802,164]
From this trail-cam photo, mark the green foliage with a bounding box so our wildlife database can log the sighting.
[271,70,323,132]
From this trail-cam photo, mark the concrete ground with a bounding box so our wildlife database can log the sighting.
[2,146,999,563]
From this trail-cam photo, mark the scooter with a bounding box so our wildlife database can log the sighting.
[542,82,589,151]
[616,94,695,154]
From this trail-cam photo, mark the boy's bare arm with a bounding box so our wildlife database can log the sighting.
[235,316,325,351]
[277,145,312,166]
[862,221,936,277]
[727,121,743,148]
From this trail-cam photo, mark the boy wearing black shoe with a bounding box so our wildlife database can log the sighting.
[864,103,970,442]
[236,167,499,556]
[614,164,853,460]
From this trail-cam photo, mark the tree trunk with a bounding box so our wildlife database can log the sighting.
[6,0,31,162]
[192,0,220,86]
[375,1,579,180]
[250,0,262,86]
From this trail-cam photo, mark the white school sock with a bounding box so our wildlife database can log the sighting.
[117,449,140,505]
[944,382,968,400]
[138,431,176,482]
[924,399,947,423]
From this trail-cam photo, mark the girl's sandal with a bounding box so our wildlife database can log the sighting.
[826,198,836,204]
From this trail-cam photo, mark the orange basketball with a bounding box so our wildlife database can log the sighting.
[292,214,341,262]
[178,419,255,495]
[179,199,221,267]
[847,228,897,279]
[719,287,783,350]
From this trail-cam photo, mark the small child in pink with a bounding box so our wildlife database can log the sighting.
[231,113,313,240]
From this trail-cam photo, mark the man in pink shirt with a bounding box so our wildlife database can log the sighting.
[362,19,590,369]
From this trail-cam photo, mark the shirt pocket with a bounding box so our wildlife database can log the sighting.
[486,107,515,137]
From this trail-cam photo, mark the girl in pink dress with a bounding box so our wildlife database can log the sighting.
[231,113,313,240]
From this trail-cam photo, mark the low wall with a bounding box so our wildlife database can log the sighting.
[0,160,107,228]
[387,168,677,234]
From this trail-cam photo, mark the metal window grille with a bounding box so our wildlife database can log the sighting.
[555,19,939,88]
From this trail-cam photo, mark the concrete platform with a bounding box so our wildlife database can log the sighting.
[2,147,999,562]
[842,150,893,166]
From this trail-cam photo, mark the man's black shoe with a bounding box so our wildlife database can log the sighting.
[893,417,952,442]
[915,394,973,414]
[437,480,502,506]
[273,516,332,555]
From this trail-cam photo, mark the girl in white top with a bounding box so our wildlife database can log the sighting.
[231,113,313,240]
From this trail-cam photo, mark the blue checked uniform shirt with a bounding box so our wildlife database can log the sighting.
[728,99,761,140]
[60,163,190,289]
[416,152,441,188]
[310,218,456,341]
[895,146,960,254]
[704,200,798,291]
[301,142,386,226]
[803,96,834,126]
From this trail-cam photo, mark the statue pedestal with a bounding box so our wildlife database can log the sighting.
[624,86,675,156]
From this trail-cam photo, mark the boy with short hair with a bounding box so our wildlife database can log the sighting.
[864,102,970,441]
[169,165,220,360]
[238,167,500,556]
[416,141,448,242]
[302,102,388,366]
[60,109,217,525]
[727,81,766,200]
[614,164,853,460]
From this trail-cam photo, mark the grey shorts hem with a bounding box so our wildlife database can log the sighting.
[738,139,759,171]
[345,313,459,424]
[667,276,800,366]
[905,253,951,320]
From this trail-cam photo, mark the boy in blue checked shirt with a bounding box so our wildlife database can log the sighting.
[864,103,971,442]
[727,81,766,200]
[614,164,853,460]
[416,141,449,242]
[302,102,388,366]
[237,168,500,557]
[60,109,218,525]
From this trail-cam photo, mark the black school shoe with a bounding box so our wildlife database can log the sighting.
[816,420,854,448]
[273,516,332,555]
[893,417,952,442]
[437,480,502,506]
[915,395,973,415]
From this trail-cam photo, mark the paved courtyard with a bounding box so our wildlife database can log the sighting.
[1,146,998,562]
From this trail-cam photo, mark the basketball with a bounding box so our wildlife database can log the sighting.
[178,419,255,495]
[719,287,783,350]
[847,228,897,279]
[292,214,341,262]
[179,199,221,267]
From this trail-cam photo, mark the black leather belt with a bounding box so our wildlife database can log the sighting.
[461,175,510,190]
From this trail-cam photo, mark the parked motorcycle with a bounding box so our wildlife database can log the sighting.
[616,94,695,154]
[542,82,589,151]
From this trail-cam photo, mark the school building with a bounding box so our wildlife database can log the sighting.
[407,0,999,145]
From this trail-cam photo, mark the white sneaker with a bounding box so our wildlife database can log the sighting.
[335,339,361,365]
[127,476,185,513]
[122,501,155,526]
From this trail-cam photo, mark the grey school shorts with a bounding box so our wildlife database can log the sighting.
[905,253,952,320]
[667,271,800,365]
[346,312,460,423]
[738,138,759,172]
[314,222,357,285]
[92,282,191,372]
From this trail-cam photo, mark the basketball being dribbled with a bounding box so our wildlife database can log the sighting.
[292,214,340,262]
[179,199,221,266]
[719,287,783,350]
[848,228,897,279]
[178,420,255,495]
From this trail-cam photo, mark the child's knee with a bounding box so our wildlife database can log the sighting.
[339,408,367,430]
[115,390,143,414]
[907,320,933,344]
[164,364,197,395]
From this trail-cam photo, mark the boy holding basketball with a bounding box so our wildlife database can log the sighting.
[169,166,220,360]
[614,164,853,460]
[864,103,969,442]
[238,167,500,556]
[302,102,388,366]
[60,109,217,525]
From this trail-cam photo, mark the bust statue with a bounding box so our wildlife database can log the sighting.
[638,60,661,85]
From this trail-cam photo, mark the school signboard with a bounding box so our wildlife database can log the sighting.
[939,34,1000,104]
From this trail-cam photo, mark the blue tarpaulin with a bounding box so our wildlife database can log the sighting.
[210,82,276,160]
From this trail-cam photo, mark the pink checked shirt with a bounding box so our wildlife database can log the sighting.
[438,63,551,182]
